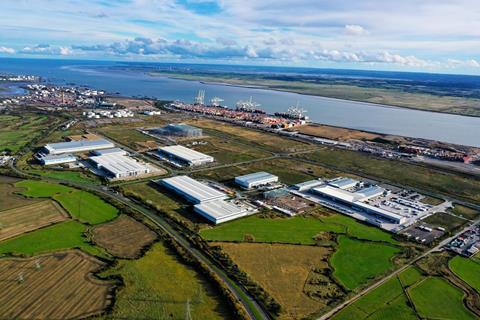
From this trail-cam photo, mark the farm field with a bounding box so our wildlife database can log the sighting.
[15,180,118,224]
[95,126,156,150]
[100,242,233,319]
[298,148,480,203]
[0,176,40,211]
[200,214,397,245]
[217,242,337,320]
[330,236,401,290]
[0,249,114,319]
[408,277,476,319]
[193,157,338,185]
[0,200,69,241]
[0,114,55,153]
[449,256,480,292]
[92,215,157,259]
[0,220,105,257]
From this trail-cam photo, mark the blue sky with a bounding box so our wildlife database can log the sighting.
[1,0,480,74]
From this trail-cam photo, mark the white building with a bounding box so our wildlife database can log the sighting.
[90,154,150,179]
[37,153,76,166]
[44,139,115,155]
[327,177,359,190]
[159,175,227,204]
[293,179,324,192]
[194,200,252,224]
[91,148,127,156]
[158,145,214,166]
[234,172,279,189]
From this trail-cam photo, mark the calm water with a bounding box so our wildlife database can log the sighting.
[1,58,479,147]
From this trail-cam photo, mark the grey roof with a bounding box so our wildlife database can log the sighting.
[194,200,247,220]
[328,177,359,189]
[355,186,385,199]
[39,154,76,161]
[160,175,226,203]
[46,139,114,152]
[235,171,278,183]
[92,148,126,156]
[159,145,213,163]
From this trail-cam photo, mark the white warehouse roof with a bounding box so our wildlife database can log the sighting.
[354,202,406,224]
[92,147,127,156]
[159,145,214,164]
[90,154,150,178]
[313,185,361,203]
[328,177,359,190]
[235,171,278,188]
[45,139,114,155]
[355,186,385,201]
[194,200,251,224]
[159,175,227,204]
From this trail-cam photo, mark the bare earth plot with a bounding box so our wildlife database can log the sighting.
[0,176,40,211]
[217,242,338,320]
[92,215,158,259]
[0,200,69,241]
[0,250,115,319]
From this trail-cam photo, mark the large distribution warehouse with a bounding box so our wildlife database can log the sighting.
[152,123,203,137]
[90,154,150,179]
[158,175,256,224]
[44,139,115,155]
[234,172,279,189]
[158,145,214,166]
[36,153,77,166]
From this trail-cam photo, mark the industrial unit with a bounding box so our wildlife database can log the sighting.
[327,177,359,190]
[90,154,150,179]
[44,139,115,155]
[293,179,324,191]
[194,200,252,224]
[159,175,227,204]
[152,123,203,137]
[91,147,127,156]
[234,171,279,189]
[36,153,76,165]
[158,145,214,166]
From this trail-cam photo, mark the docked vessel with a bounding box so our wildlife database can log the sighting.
[235,96,265,114]
[275,102,309,120]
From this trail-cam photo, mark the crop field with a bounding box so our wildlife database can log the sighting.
[200,214,397,245]
[449,256,480,292]
[0,249,114,319]
[188,118,314,153]
[0,200,69,241]
[218,242,336,320]
[101,242,232,319]
[0,114,54,153]
[92,215,157,259]
[408,277,476,319]
[0,176,40,211]
[298,148,480,203]
[331,236,400,290]
[194,157,339,185]
[0,220,105,257]
[15,180,118,224]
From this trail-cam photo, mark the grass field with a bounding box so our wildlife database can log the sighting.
[408,277,476,319]
[0,220,104,257]
[0,176,39,211]
[298,148,480,203]
[0,200,69,241]
[200,214,397,245]
[96,126,155,150]
[218,242,335,320]
[423,212,467,232]
[449,256,480,292]
[15,180,118,224]
[398,266,424,287]
[0,249,114,319]
[26,168,99,184]
[92,215,157,259]
[0,114,55,153]
[100,242,233,319]
[449,205,480,220]
[331,236,400,290]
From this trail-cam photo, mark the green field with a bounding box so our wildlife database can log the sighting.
[100,242,232,319]
[26,169,99,184]
[200,214,397,245]
[298,148,480,203]
[331,236,400,290]
[0,221,104,257]
[398,267,423,287]
[449,256,480,292]
[15,180,118,224]
[408,277,476,319]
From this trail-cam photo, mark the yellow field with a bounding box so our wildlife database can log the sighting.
[0,200,69,241]
[217,242,338,320]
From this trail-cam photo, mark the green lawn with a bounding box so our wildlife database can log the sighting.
[200,214,397,245]
[449,256,480,292]
[27,169,99,184]
[398,267,424,287]
[0,114,53,153]
[15,180,118,224]
[408,277,476,320]
[0,221,104,257]
[330,236,401,290]
[99,242,232,319]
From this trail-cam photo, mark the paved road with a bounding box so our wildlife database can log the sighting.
[9,160,269,320]
[318,219,480,320]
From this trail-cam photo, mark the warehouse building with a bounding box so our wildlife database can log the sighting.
[152,123,203,137]
[327,177,359,190]
[44,139,115,155]
[91,147,127,156]
[194,200,252,224]
[158,145,214,166]
[159,175,227,204]
[293,179,324,192]
[90,154,150,179]
[234,172,279,189]
[37,153,76,166]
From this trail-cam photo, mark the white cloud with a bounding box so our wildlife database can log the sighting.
[344,24,368,36]
[0,46,15,54]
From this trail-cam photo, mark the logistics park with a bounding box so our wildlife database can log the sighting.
[1,103,480,320]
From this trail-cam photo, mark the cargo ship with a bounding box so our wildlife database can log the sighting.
[235,96,266,114]
[275,102,309,120]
